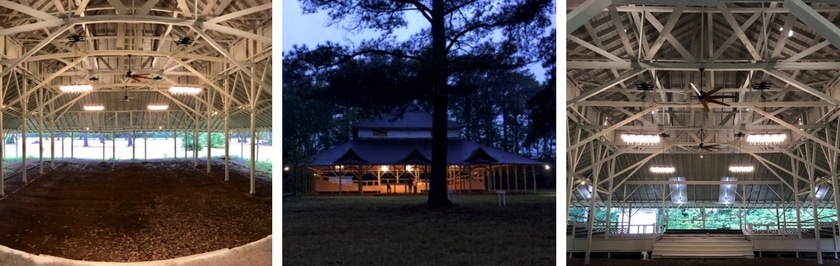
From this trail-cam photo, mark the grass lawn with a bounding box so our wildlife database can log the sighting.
[283,193,556,266]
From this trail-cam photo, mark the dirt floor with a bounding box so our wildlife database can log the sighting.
[0,157,271,262]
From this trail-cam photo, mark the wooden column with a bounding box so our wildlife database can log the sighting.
[358,165,363,195]
[38,93,43,175]
[22,94,28,183]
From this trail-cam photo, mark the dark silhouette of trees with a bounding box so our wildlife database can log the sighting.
[295,0,553,206]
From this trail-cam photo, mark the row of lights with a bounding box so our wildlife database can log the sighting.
[621,133,787,145]
[59,85,203,95]
[82,104,169,111]
[326,164,552,172]
[650,166,755,173]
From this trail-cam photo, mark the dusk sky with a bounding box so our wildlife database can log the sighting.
[281,1,554,83]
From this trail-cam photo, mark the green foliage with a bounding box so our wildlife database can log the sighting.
[182,133,205,151]
[208,133,226,149]
[5,135,14,144]
[568,207,840,230]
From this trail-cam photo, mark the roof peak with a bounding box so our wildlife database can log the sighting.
[353,110,464,130]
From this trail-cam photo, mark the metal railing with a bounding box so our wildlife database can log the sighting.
[567,221,661,238]
[747,221,839,238]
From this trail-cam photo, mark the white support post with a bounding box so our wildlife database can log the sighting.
[173,130,177,159]
[224,109,230,182]
[38,103,43,175]
[49,119,54,168]
[249,106,256,195]
[604,159,615,239]
[132,130,135,160]
[584,143,603,265]
[193,117,198,167]
[144,131,147,161]
[793,158,803,239]
[804,144,823,264]
[22,95,27,183]
[70,132,74,158]
[112,129,115,161]
[206,109,211,173]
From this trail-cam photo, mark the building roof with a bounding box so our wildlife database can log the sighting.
[353,111,464,129]
[306,139,543,166]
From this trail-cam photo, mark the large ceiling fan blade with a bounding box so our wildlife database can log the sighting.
[131,77,142,83]
[690,83,702,97]
[707,95,737,99]
[707,99,731,106]
[707,87,725,95]
[701,101,710,112]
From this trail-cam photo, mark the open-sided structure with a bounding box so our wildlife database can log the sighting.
[306,111,544,194]
[568,0,840,263]
[0,1,272,195]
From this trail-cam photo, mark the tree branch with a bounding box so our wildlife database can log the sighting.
[393,0,433,23]
[445,22,497,52]
[444,0,479,15]
[327,49,426,68]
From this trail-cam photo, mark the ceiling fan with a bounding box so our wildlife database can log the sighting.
[121,86,136,102]
[125,54,152,82]
[690,67,736,112]
[695,142,722,152]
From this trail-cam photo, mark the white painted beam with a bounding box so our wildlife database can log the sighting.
[751,107,840,155]
[785,0,840,51]
[572,101,833,108]
[0,0,60,21]
[566,0,611,36]
[625,180,784,185]
[190,27,272,95]
[567,68,645,106]
[567,60,840,70]
[567,106,658,151]
[201,23,272,44]
[0,23,73,77]
[106,0,128,15]
[763,69,840,106]
[205,3,271,24]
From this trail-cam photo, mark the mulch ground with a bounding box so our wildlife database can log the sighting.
[0,158,271,262]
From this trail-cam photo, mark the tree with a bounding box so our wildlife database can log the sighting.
[182,133,205,151]
[298,0,553,206]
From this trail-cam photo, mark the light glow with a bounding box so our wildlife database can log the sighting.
[381,165,389,171]
[83,105,104,111]
[650,166,675,174]
[621,134,661,146]
[168,86,202,95]
[59,84,93,93]
[147,104,169,111]
[729,166,754,173]
[747,133,786,145]
[406,165,413,171]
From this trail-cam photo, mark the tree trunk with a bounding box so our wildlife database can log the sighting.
[427,0,451,206]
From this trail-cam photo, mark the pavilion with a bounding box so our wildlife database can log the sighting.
[305,110,545,194]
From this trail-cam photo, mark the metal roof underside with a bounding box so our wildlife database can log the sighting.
[567,1,840,208]
[0,0,272,132]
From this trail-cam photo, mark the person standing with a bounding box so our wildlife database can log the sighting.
[386,180,391,194]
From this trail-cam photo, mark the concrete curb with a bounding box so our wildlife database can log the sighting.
[0,235,271,266]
